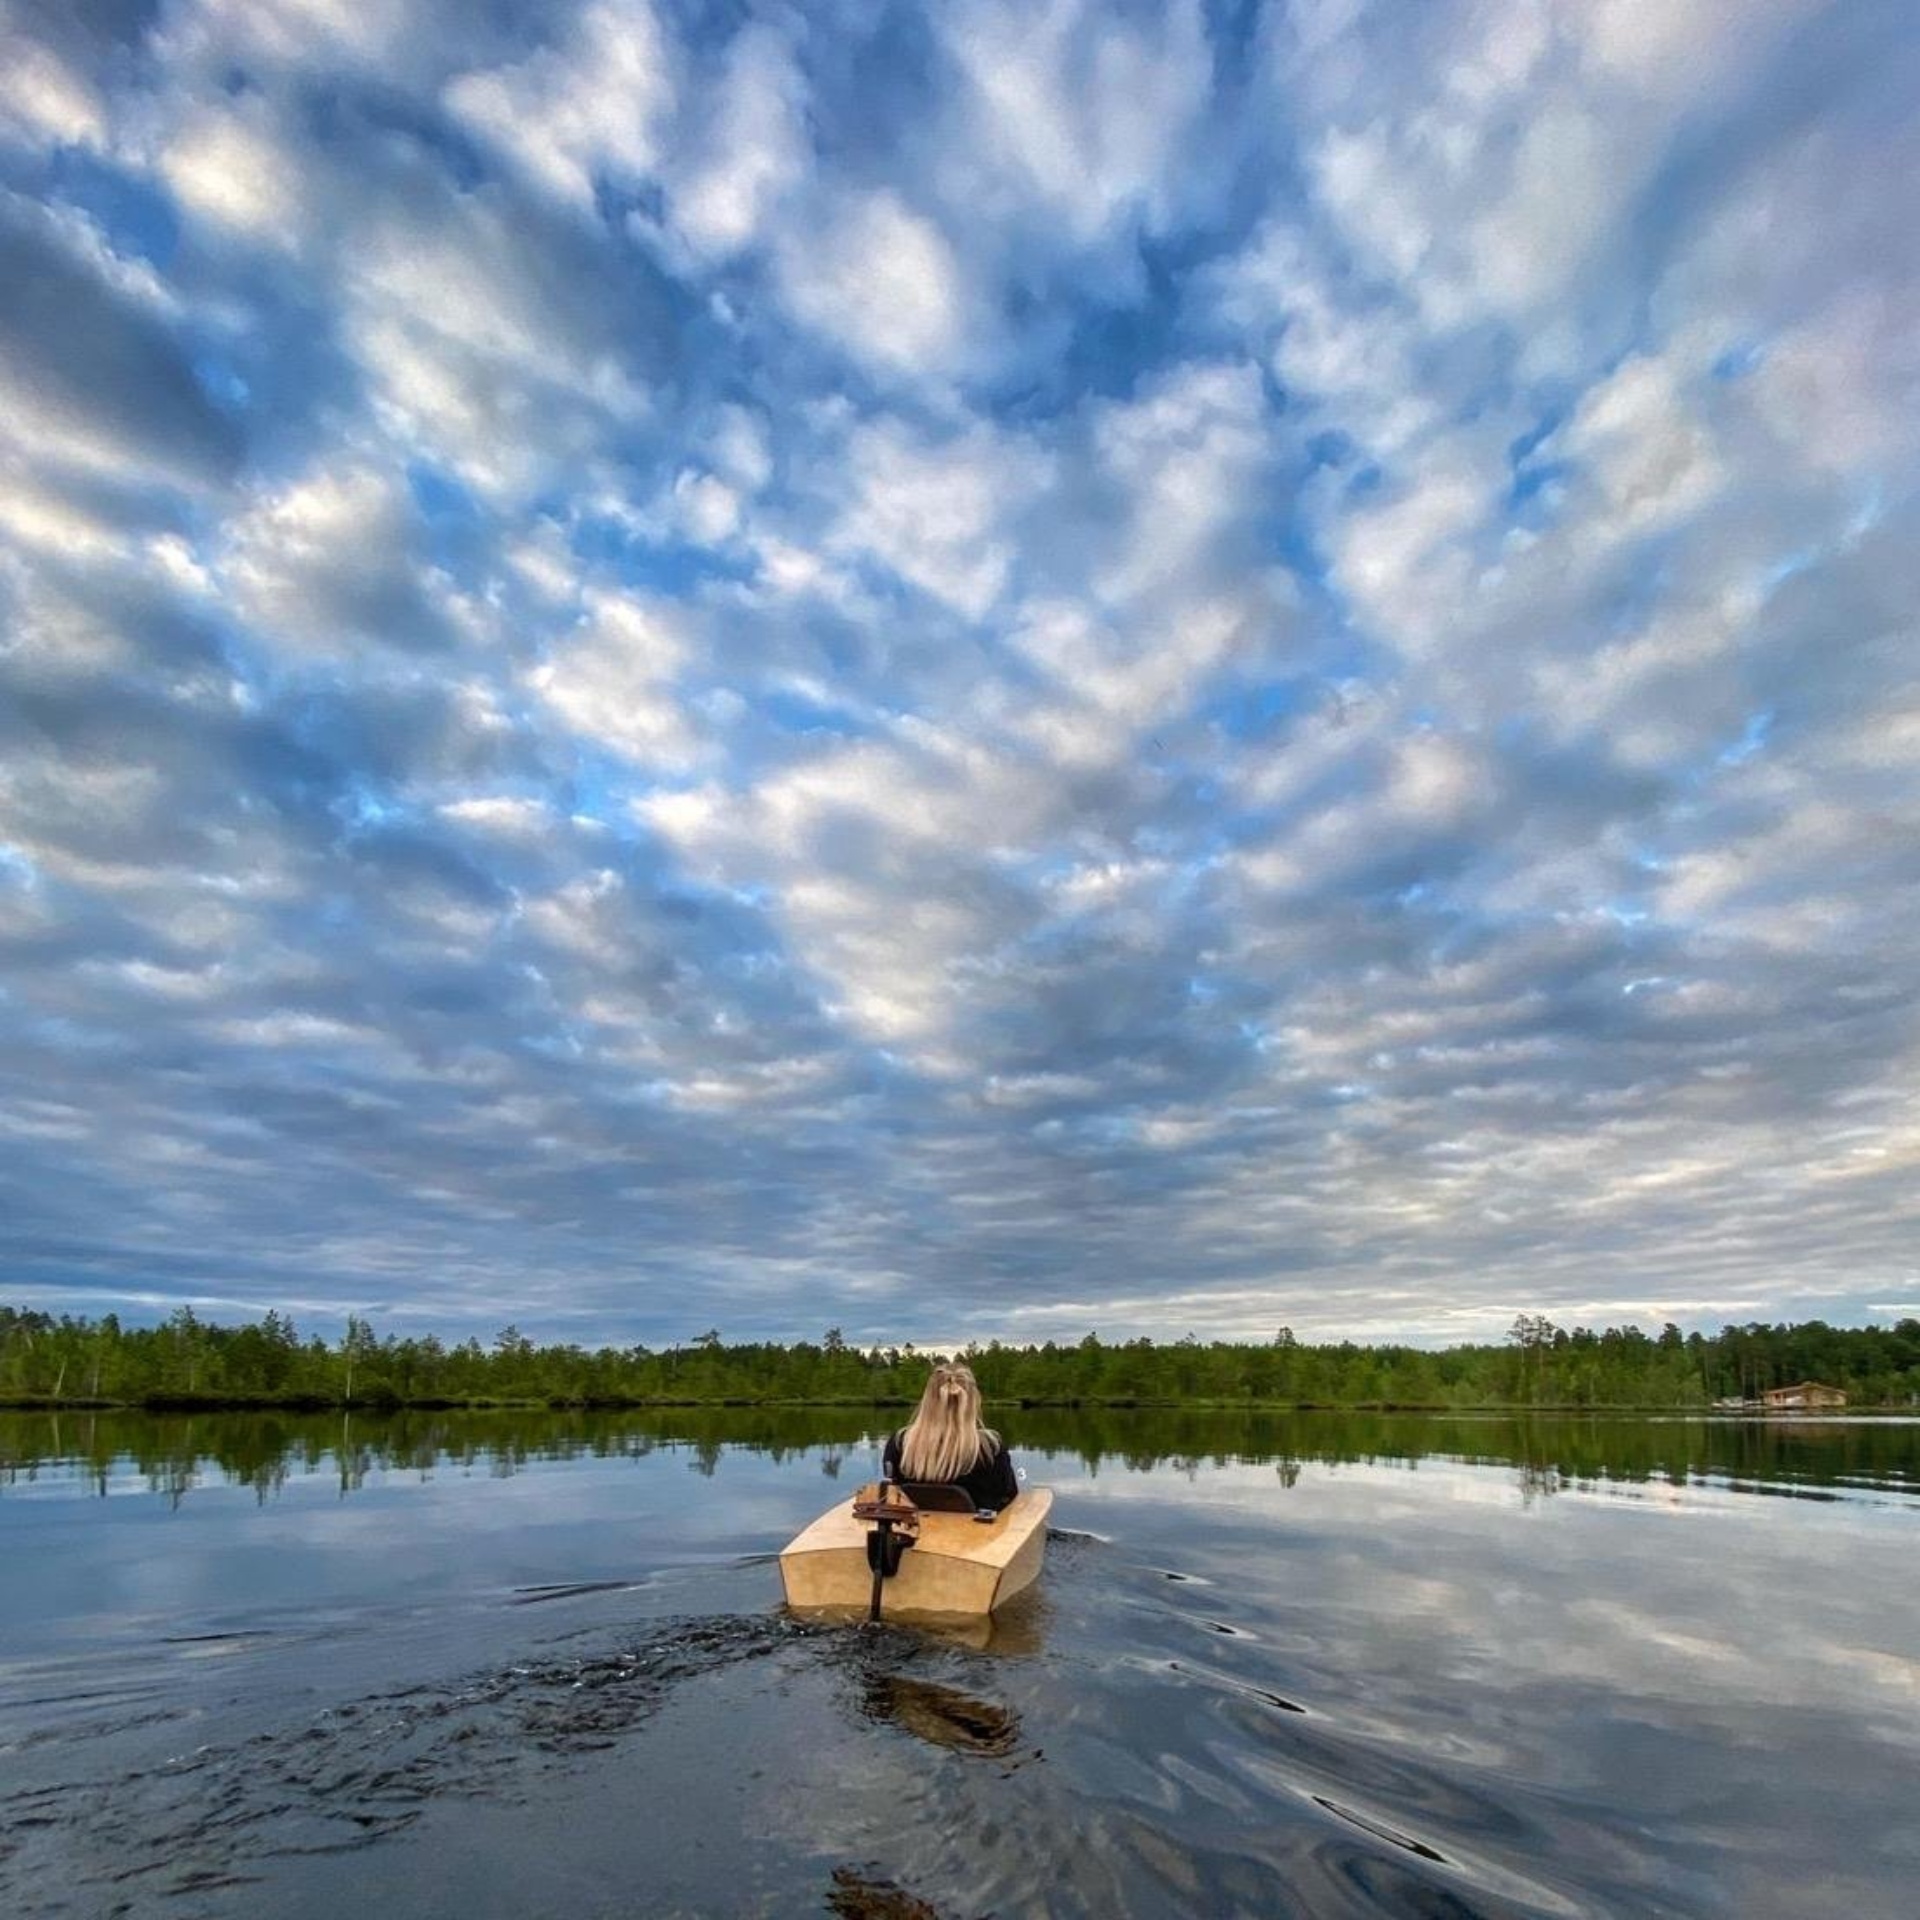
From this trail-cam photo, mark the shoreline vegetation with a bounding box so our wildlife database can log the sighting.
[3,1306,1917,1414]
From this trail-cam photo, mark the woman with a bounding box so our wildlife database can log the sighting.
[882,1360,1019,1511]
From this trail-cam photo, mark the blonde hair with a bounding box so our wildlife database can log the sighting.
[897,1361,1000,1484]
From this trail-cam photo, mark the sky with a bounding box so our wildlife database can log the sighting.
[1,0,1916,1351]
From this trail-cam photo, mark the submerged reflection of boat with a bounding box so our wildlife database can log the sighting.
[861,1673,1022,1754]
[779,1482,1054,1623]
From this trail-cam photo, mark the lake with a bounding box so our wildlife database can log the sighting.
[3,1407,1916,1918]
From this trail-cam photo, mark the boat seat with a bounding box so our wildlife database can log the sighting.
[897,1481,980,1514]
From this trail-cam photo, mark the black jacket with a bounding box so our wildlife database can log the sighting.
[882,1429,1019,1511]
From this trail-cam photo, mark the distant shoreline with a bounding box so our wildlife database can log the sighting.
[6,1306,1912,1415]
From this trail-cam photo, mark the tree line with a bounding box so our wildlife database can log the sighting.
[3,1305,1917,1410]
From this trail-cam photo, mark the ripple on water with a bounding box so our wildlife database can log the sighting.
[506,1578,649,1606]
[1034,1554,1596,1918]
[1164,1656,1308,1714]
[1314,1794,1449,1863]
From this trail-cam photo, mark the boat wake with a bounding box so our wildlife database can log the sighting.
[0,1613,818,1918]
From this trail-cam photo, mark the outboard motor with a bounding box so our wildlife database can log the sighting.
[865,1526,913,1577]
[851,1481,921,1620]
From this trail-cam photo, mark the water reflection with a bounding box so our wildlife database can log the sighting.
[778,1588,1050,1656]
[861,1674,1022,1755]
[3,1404,1914,1507]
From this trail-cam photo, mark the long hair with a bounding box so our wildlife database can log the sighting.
[897,1361,1000,1483]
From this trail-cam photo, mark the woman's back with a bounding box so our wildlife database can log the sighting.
[883,1426,1018,1509]
[885,1361,1020,1510]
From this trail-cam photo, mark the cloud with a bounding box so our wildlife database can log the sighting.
[828,414,1050,620]
[0,0,1916,1345]
[221,461,464,656]
[158,96,310,246]
[0,194,241,489]
[153,0,472,85]
[772,187,974,378]
[334,166,671,498]
[665,23,809,260]
[0,22,109,151]
[933,0,1216,267]
[444,0,675,214]
[529,589,702,770]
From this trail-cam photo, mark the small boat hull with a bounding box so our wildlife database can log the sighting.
[780,1487,1053,1621]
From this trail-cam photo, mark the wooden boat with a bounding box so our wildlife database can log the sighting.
[780,1481,1053,1622]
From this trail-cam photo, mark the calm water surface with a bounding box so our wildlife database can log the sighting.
[2,1408,1916,1918]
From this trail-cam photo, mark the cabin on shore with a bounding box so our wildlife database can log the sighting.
[1761,1381,1847,1411]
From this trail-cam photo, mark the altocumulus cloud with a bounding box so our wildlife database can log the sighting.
[1,0,1916,1347]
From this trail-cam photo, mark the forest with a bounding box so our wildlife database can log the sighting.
[2,1305,1917,1410]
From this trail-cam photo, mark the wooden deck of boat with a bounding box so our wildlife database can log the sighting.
[780,1486,1053,1620]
